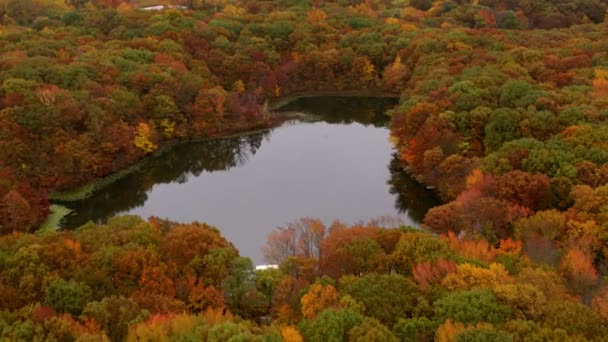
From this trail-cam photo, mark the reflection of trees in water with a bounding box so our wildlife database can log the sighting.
[277,96,397,127]
[62,97,437,230]
[61,132,268,228]
[387,154,440,224]
[149,133,266,182]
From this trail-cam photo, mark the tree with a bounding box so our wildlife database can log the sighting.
[298,309,363,342]
[543,300,608,339]
[500,81,540,108]
[516,267,572,302]
[224,257,261,318]
[126,314,210,341]
[152,95,182,138]
[484,108,521,152]
[281,326,303,342]
[263,226,297,264]
[441,232,497,263]
[423,202,468,236]
[339,274,430,326]
[492,284,546,320]
[0,190,34,233]
[558,248,599,298]
[455,327,513,342]
[393,317,437,342]
[514,210,565,264]
[592,285,608,320]
[65,0,90,9]
[161,223,233,271]
[192,86,227,135]
[494,171,553,210]
[188,283,225,313]
[382,55,409,89]
[497,11,521,29]
[412,258,457,291]
[347,317,398,342]
[594,68,608,97]
[301,284,340,319]
[83,296,146,342]
[272,276,305,322]
[200,248,238,287]
[263,218,325,264]
[319,226,382,278]
[255,267,282,317]
[433,288,512,325]
[441,263,511,291]
[435,319,466,342]
[392,232,452,274]
[133,123,157,154]
[410,0,433,11]
[44,279,93,316]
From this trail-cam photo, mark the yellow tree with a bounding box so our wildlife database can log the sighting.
[233,80,245,93]
[300,284,340,319]
[134,123,157,154]
[382,55,409,88]
[435,319,465,342]
[492,284,546,320]
[307,8,327,25]
[353,56,375,85]
[281,326,303,342]
[441,263,511,291]
[593,68,608,97]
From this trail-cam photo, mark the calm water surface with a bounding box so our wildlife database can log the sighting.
[61,97,439,263]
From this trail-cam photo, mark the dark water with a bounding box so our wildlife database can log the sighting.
[61,97,439,263]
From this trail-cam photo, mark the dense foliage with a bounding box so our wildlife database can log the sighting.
[2,217,608,340]
[1,0,608,340]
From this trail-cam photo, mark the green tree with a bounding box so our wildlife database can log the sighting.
[393,317,437,342]
[348,317,397,342]
[44,279,93,315]
[543,300,608,340]
[499,81,540,108]
[224,257,262,318]
[484,108,521,152]
[433,289,512,325]
[340,274,430,326]
[455,327,513,342]
[497,11,520,29]
[83,296,148,342]
[299,309,363,342]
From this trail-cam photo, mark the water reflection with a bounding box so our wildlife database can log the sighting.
[59,96,439,262]
[387,154,440,222]
[61,134,269,228]
[277,96,395,127]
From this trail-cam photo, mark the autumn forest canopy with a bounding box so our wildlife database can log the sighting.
[1,0,608,340]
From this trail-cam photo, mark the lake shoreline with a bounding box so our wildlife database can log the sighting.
[269,90,401,111]
[49,91,401,201]
[45,92,402,230]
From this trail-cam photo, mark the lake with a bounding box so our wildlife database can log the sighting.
[61,96,439,264]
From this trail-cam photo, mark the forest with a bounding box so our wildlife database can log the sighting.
[1,0,608,340]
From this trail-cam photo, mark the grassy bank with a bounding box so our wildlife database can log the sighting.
[38,205,73,233]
